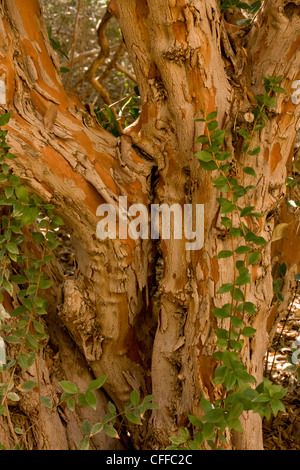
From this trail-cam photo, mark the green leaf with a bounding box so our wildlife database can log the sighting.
[59,381,79,395]
[26,284,37,296]
[188,439,202,450]
[212,174,230,192]
[217,198,235,214]
[17,352,35,371]
[3,279,13,295]
[25,332,40,350]
[252,392,271,403]
[5,186,14,198]
[224,370,237,390]
[11,275,27,284]
[0,113,11,126]
[38,279,52,290]
[238,128,249,140]
[103,425,119,439]
[87,375,107,391]
[273,86,286,94]
[40,396,53,409]
[169,437,184,445]
[217,250,233,259]
[207,120,218,131]
[85,390,97,410]
[81,420,92,437]
[195,134,209,144]
[248,251,260,265]
[144,402,159,410]
[237,302,257,315]
[235,245,251,254]
[276,292,284,302]
[21,380,38,391]
[188,414,203,428]
[67,397,75,411]
[206,111,218,121]
[270,399,285,417]
[233,185,247,201]
[216,151,231,162]
[51,216,64,227]
[245,231,267,246]
[14,428,23,435]
[200,397,213,414]
[21,206,40,226]
[142,394,155,404]
[216,338,228,349]
[227,416,243,433]
[196,150,213,162]
[32,232,45,244]
[235,272,251,286]
[15,186,29,203]
[248,1,262,14]
[204,408,225,423]
[6,242,19,254]
[230,337,243,349]
[263,95,276,108]
[39,220,50,229]
[5,335,22,344]
[273,278,283,293]
[215,328,229,339]
[230,316,243,328]
[8,174,20,186]
[236,18,251,25]
[271,223,289,242]
[211,129,226,146]
[7,392,20,402]
[233,288,244,302]
[229,227,244,237]
[0,404,7,416]
[90,423,104,436]
[202,422,215,440]
[240,206,255,217]
[180,427,189,441]
[257,115,267,128]
[217,283,233,294]
[130,390,140,407]
[248,146,260,156]
[78,438,90,450]
[77,393,88,407]
[33,320,46,336]
[125,410,142,425]
[241,327,256,337]
[199,160,218,171]
[221,217,232,228]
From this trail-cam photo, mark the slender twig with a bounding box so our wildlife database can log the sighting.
[66,0,82,90]
[115,64,137,84]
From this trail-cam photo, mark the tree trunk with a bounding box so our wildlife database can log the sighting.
[0,0,299,450]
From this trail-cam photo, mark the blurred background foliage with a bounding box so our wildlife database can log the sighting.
[40,0,140,135]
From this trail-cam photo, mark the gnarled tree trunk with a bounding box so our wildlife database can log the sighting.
[0,0,299,450]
